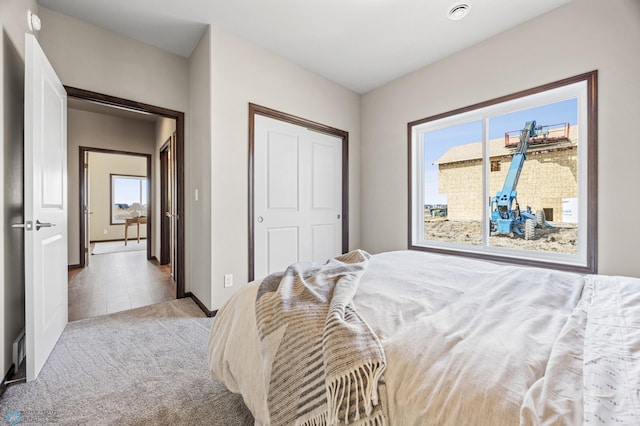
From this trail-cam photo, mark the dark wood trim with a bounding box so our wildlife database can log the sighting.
[407,71,599,128]
[0,364,15,397]
[68,264,82,270]
[407,245,593,274]
[175,120,185,299]
[407,120,414,252]
[185,292,217,317]
[248,110,255,282]
[247,103,350,282]
[407,70,598,274]
[67,86,186,298]
[80,147,152,264]
[79,147,86,268]
[586,70,598,273]
[65,86,182,120]
[159,140,171,265]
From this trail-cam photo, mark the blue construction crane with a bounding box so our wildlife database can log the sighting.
[490,120,549,240]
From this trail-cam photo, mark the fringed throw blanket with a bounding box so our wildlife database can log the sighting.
[255,250,388,426]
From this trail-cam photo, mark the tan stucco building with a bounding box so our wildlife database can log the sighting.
[434,125,578,222]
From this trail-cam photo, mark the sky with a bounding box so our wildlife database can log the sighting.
[423,98,578,204]
[113,176,148,205]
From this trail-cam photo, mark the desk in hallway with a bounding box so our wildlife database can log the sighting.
[125,217,147,245]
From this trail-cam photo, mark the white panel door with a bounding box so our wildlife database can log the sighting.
[24,34,68,382]
[254,115,342,279]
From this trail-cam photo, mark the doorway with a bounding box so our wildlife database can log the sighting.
[67,87,186,299]
[72,142,172,320]
[159,135,177,279]
[160,142,171,266]
[82,148,151,258]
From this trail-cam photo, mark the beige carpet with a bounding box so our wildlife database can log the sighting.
[92,240,147,255]
[0,299,253,425]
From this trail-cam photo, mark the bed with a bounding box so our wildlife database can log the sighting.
[208,250,640,425]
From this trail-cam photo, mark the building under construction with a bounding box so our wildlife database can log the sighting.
[434,123,578,223]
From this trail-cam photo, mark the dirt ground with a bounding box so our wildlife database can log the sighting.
[424,218,578,254]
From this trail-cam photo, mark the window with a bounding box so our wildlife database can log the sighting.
[408,71,597,273]
[110,174,148,224]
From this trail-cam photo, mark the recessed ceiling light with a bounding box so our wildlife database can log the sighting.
[448,3,471,21]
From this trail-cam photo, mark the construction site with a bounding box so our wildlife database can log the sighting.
[425,122,579,254]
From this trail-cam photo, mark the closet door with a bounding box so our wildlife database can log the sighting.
[254,115,342,279]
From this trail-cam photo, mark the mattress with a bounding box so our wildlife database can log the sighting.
[208,250,640,425]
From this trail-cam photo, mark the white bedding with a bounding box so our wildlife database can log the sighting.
[208,250,640,425]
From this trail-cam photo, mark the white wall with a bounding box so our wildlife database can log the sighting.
[88,152,148,242]
[37,7,189,113]
[360,0,640,277]
[0,0,38,379]
[67,108,156,264]
[208,26,361,310]
[38,3,192,289]
[35,4,361,315]
[188,28,212,305]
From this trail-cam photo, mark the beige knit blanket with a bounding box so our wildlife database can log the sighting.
[255,250,388,426]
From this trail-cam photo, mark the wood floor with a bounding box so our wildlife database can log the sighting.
[68,248,176,322]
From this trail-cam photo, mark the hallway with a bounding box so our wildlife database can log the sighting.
[68,249,175,321]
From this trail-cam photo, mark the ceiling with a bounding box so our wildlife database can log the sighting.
[37,0,572,94]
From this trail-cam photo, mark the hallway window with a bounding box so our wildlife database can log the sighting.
[111,174,148,224]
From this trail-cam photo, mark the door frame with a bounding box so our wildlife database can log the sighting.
[248,103,349,281]
[67,86,186,298]
[80,147,152,256]
[159,138,171,266]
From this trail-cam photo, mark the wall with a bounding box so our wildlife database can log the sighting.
[360,0,640,277]
[88,152,148,242]
[67,108,156,265]
[38,4,191,281]
[208,26,361,310]
[0,0,38,380]
[37,7,189,113]
[36,5,360,313]
[188,28,212,306]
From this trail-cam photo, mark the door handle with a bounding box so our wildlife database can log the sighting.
[35,220,55,231]
[12,221,33,231]
[11,220,53,231]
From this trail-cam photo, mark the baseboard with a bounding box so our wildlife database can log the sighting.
[90,237,147,243]
[185,292,217,317]
[0,364,15,397]
[68,264,82,270]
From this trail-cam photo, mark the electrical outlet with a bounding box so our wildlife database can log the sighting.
[103,229,108,235]
[224,274,233,288]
